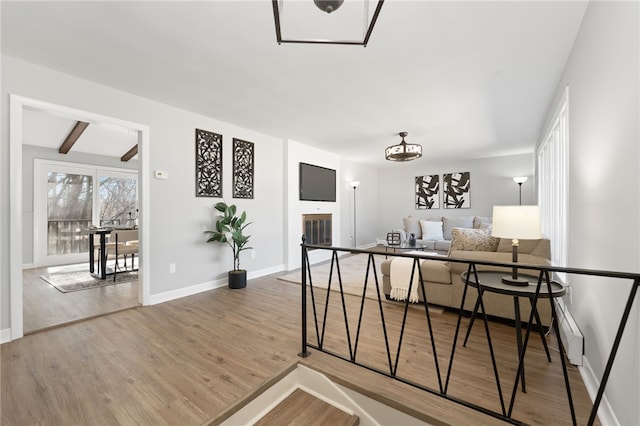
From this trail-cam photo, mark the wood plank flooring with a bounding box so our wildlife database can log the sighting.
[253,388,359,426]
[2,273,599,425]
[23,263,140,333]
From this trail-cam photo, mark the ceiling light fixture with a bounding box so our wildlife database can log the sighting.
[314,0,343,13]
[385,132,422,162]
[272,0,385,47]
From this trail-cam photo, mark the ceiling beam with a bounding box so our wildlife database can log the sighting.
[121,144,138,162]
[59,121,89,154]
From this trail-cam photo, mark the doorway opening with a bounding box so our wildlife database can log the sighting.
[9,94,150,339]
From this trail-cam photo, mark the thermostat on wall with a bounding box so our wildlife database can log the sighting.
[154,170,168,180]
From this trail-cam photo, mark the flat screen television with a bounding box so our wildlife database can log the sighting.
[299,162,336,202]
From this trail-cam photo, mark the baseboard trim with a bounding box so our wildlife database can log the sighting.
[1,328,12,344]
[580,356,620,426]
[148,264,285,306]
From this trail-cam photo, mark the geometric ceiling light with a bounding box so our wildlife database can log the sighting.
[272,0,385,46]
[385,132,423,162]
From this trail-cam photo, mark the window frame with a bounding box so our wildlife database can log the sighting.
[537,87,569,280]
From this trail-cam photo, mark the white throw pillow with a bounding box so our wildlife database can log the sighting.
[420,220,444,241]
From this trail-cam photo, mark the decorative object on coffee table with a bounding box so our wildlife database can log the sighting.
[232,138,254,199]
[443,171,470,209]
[415,174,440,209]
[386,232,401,246]
[195,128,222,197]
[205,201,252,289]
[491,205,542,286]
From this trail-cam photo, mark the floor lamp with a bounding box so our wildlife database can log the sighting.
[350,181,360,248]
[513,176,528,205]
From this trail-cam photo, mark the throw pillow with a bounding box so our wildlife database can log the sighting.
[442,216,474,240]
[473,216,492,229]
[449,228,499,253]
[402,217,421,240]
[419,220,444,241]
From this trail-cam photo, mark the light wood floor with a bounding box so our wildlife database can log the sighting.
[23,263,140,333]
[2,273,599,425]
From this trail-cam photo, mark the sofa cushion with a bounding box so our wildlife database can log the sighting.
[434,240,452,252]
[449,250,551,275]
[421,260,452,284]
[402,217,422,239]
[497,238,551,260]
[449,228,499,253]
[415,239,436,250]
[381,258,451,285]
[442,216,474,240]
[420,220,444,241]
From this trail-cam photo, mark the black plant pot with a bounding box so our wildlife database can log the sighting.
[228,269,247,289]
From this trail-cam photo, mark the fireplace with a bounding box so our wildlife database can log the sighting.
[302,214,332,248]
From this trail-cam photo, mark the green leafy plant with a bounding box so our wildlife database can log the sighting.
[205,201,252,271]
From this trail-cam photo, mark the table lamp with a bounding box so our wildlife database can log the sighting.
[491,205,542,286]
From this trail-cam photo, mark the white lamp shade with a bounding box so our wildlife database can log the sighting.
[491,205,542,240]
[513,176,528,184]
[350,181,360,188]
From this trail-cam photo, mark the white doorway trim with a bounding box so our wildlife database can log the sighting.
[9,94,151,340]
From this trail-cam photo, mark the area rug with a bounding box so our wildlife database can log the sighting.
[41,271,138,293]
[278,253,445,313]
[277,254,391,300]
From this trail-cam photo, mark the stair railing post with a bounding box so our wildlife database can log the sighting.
[299,235,310,358]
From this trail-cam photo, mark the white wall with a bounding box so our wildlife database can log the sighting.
[539,2,639,424]
[375,153,535,236]
[1,56,285,332]
[340,159,379,249]
[285,140,341,270]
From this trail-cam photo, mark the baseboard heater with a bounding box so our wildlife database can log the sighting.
[554,298,584,366]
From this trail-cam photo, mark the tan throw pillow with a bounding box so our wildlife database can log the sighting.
[403,217,421,239]
[450,228,499,252]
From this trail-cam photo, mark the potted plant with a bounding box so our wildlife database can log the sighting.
[205,201,252,289]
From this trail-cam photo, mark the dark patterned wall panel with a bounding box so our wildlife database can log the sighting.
[415,174,440,209]
[443,171,471,209]
[195,129,222,197]
[232,138,254,199]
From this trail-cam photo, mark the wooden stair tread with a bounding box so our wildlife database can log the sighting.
[254,388,359,426]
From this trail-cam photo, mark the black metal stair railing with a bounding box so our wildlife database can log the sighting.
[297,239,640,426]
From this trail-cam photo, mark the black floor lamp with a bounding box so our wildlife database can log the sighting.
[350,181,360,248]
[513,176,528,205]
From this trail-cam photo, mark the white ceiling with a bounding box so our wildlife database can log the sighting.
[22,107,139,159]
[1,1,588,166]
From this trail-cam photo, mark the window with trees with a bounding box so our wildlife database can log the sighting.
[35,160,138,265]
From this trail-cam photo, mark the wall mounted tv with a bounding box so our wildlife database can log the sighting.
[299,162,336,202]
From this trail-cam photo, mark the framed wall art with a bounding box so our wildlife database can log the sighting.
[232,138,254,199]
[415,174,440,209]
[195,128,223,198]
[443,171,471,209]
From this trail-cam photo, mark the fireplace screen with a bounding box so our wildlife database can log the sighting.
[302,214,332,248]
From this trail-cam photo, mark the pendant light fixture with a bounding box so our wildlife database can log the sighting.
[314,0,344,13]
[272,0,385,47]
[385,132,422,162]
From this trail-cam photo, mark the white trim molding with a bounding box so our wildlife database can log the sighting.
[8,94,151,340]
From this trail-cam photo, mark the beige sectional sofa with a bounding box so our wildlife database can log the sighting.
[381,227,553,325]
[395,215,492,252]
